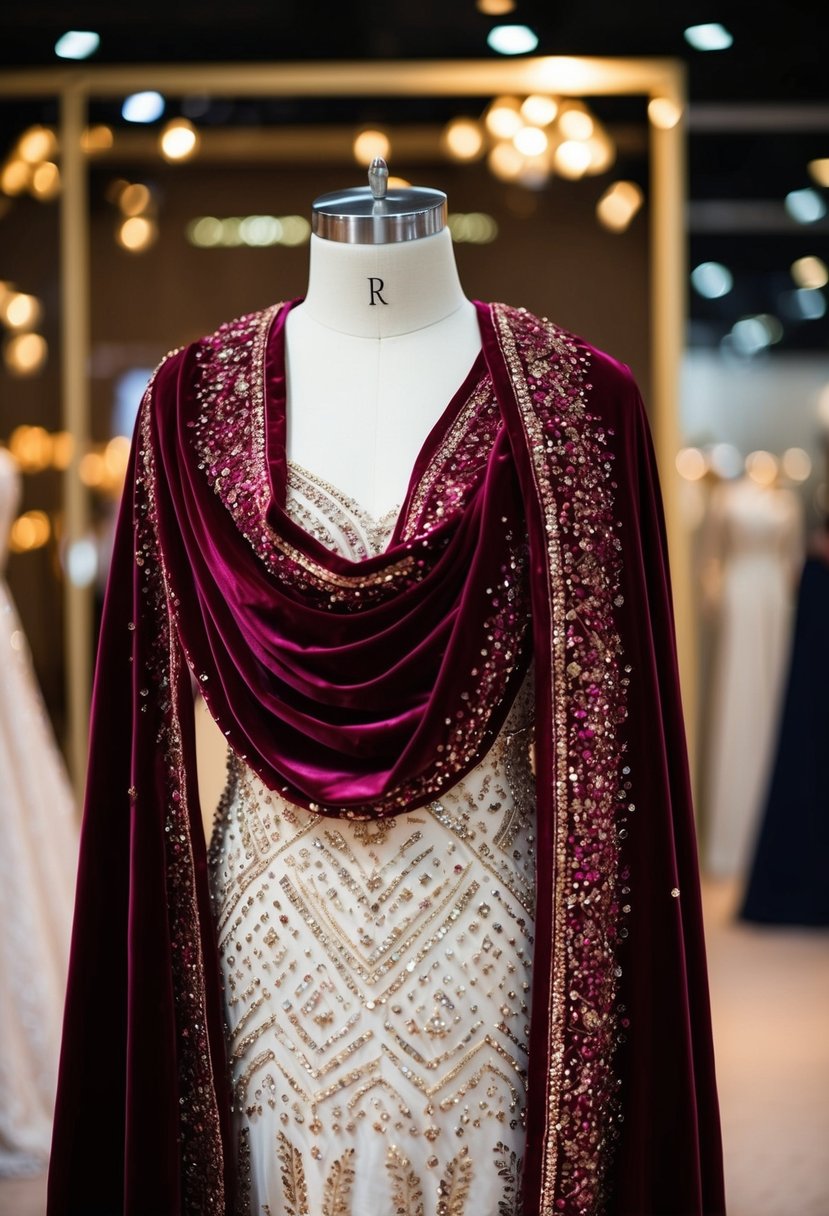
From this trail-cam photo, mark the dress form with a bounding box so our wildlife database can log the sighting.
[285,159,482,518]
[195,163,481,823]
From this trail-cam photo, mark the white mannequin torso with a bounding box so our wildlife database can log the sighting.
[196,217,483,827]
[285,228,482,518]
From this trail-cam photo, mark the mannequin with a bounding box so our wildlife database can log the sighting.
[285,158,481,516]
[0,447,78,1176]
[196,160,482,814]
[48,159,725,1216]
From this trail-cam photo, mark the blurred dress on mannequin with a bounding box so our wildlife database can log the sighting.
[700,469,803,878]
[740,524,829,924]
[0,447,78,1176]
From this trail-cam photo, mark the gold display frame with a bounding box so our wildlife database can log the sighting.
[0,57,689,797]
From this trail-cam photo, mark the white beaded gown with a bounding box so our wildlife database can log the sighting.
[0,448,78,1175]
[701,474,803,877]
[208,463,535,1216]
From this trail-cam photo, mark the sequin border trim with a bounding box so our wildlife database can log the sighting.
[492,304,626,1215]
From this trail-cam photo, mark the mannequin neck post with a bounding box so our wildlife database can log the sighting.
[297,228,471,339]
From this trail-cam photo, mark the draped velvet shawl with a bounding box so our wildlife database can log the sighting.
[48,300,725,1216]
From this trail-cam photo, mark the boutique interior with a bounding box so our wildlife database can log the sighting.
[1,7,828,1215]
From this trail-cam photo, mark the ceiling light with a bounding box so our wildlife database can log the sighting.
[691,261,733,299]
[793,288,827,319]
[675,447,708,481]
[118,183,152,216]
[584,132,615,174]
[64,538,98,587]
[781,447,812,482]
[476,0,516,13]
[779,287,828,321]
[745,450,778,486]
[17,125,58,164]
[485,98,523,140]
[558,106,594,141]
[31,162,61,200]
[117,216,157,253]
[708,443,743,479]
[808,158,829,187]
[54,30,100,60]
[442,118,485,161]
[520,95,558,127]
[513,126,548,157]
[2,292,42,330]
[595,181,644,232]
[730,315,782,355]
[784,188,827,224]
[791,255,828,289]
[486,25,539,55]
[3,332,47,376]
[353,129,391,165]
[487,141,524,182]
[122,92,166,124]
[447,212,499,243]
[683,23,733,51]
[160,118,200,162]
[648,97,683,130]
[0,159,32,196]
[553,140,593,180]
[81,125,114,153]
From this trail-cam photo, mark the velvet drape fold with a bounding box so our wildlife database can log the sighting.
[48,300,725,1215]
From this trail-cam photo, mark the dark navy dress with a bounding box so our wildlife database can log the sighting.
[740,554,829,925]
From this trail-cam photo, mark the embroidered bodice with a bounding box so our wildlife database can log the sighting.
[208,463,536,1216]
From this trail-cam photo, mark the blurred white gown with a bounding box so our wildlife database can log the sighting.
[702,475,802,877]
[0,448,78,1175]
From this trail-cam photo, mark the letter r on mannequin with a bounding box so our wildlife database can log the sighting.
[368,277,389,306]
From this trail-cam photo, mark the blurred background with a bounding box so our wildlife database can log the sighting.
[1,3,828,1213]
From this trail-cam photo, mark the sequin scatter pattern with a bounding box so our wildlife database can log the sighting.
[188,305,531,821]
[208,469,536,1216]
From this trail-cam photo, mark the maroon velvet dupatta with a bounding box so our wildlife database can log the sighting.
[48,300,725,1216]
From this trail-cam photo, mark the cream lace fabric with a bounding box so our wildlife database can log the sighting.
[208,464,536,1215]
[0,448,78,1176]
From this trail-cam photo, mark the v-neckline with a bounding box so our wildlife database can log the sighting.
[262,297,490,561]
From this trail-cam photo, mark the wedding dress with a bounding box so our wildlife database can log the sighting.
[208,462,535,1214]
[701,474,803,877]
[0,447,78,1176]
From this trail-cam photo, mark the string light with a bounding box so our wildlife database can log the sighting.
[1,292,42,330]
[3,332,47,376]
[116,216,157,252]
[441,119,485,161]
[791,256,828,290]
[513,126,548,157]
[31,162,61,200]
[596,181,644,232]
[0,159,31,196]
[81,125,114,154]
[122,91,165,124]
[648,97,683,130]
[54,30,100,60]
[520,95,558,127]
[486,25,539,55]
[482,94,614,187]
[353,129,391,165]
[17,125,58,164]
[160,118,200,162]
[675,447,708,481]
[186,214,311,248]
[9,511,51,553]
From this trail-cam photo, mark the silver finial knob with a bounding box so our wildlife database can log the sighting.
[368,156,389,200]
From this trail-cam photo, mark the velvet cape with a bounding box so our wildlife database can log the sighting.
[47,300,725,1216]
